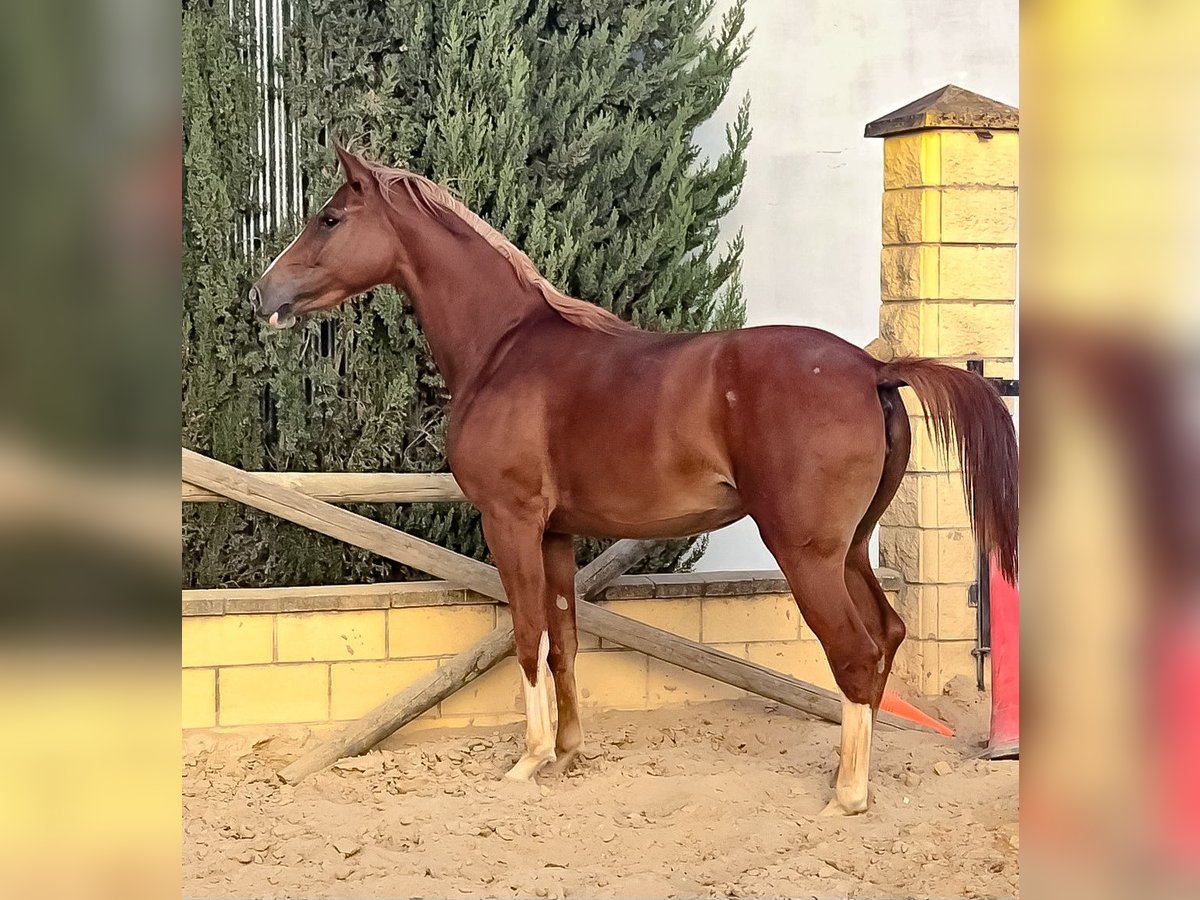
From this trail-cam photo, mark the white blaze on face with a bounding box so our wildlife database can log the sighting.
[260,227,303,279]
[260,193,335,277]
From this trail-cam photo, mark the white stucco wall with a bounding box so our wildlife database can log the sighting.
[693,0,1018,571]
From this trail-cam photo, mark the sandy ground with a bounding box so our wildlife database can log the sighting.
[183,677,1018,899]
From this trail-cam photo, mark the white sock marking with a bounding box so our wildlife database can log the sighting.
[835,696,873,813]
[506,631,555,781]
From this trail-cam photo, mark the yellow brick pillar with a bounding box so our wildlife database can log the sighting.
[865,85,1018,695]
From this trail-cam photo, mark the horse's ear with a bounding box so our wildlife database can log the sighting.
[333,142,369,195]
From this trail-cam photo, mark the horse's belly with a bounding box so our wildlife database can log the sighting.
[548,482,745,540]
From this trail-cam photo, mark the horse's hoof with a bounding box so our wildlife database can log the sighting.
[542,748,581,778]
[503,751,555,782]
[817,796,869,817]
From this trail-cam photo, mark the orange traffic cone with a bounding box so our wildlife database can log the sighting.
[880,690,954,737]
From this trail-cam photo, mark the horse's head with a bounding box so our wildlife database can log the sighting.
[250,145,396,328]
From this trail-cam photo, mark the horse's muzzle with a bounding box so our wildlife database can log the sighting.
[250,283,298,329]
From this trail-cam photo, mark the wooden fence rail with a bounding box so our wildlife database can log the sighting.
[182,472,465,504]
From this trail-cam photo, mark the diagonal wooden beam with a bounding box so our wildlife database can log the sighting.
[576,539,659,598]
[277,538,658,783]
[181,449,926,736]
[279,622,516,783]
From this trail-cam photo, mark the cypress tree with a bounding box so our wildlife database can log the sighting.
[182,0,274,586]
[183,0,752,586]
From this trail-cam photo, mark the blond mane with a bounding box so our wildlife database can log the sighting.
[363,161,635,336]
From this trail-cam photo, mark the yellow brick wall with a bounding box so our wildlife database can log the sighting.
[181,576,900,731]
[871,94,1018,694]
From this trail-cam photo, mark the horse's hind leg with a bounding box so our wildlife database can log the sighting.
[542,532,584,776]
[740,370,899,814]
[815,384,911,804]
[763,541,882,816]
[844,541,906,710]
[818,549,905,813]
[787,549,883,816]
[828,503,909,810]
[751,473,888,814]
[480,510,557,782]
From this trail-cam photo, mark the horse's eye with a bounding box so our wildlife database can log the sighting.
[321,214,339,228]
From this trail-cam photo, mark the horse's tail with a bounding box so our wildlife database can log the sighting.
[877,358,1019,583]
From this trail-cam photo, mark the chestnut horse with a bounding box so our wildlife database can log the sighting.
[250,146,1017,815]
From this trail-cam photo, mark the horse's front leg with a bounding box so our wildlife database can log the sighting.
[542,532,583,775]
[481,510,556,781]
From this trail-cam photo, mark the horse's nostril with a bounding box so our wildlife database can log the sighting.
[248,286,261,311]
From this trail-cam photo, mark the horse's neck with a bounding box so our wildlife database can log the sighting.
[390,220,546,395]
